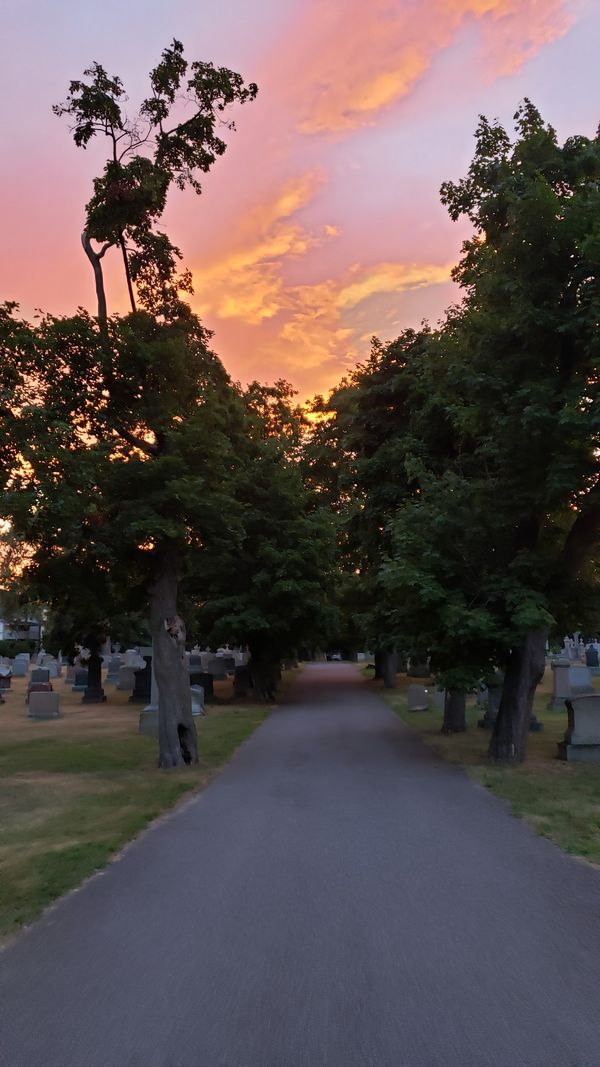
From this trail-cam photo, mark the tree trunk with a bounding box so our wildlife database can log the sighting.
[373,649,383,680]
[441,689,466,734]
[250,655,280,701]
[489,629,547,763]
[381,649,398,689]
[81,231,108,333]
[150,543,197,769]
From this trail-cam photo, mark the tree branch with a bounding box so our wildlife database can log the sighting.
[557,482,600,579]
[116,426,159,456]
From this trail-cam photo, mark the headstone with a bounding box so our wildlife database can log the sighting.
[30,668,50,684]
[188,654,203,670]
[26,682,53,702]
[125,648,141,668]
[12,659,28,678]
[586,646,599,668]
[407,660,430,678]
[129,649,152,704]
[558,695,600,762]
[432,689,446,711]
[64,665,76,684]
[191,685,205,715]
[138,654,159,734]
[207,656,227,680]
[407,684,429,711]
[117,665,136,691]
[478,672,504,728]
[568,664,595,696]
[46,661,60,679]
[0,674,11,690]
[189,671,214,700]
[548,660,572,709]
[105,656,123,684]
[27,691,60,720]
[71,668,89,692]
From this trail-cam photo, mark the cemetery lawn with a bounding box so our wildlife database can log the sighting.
[0,676,271,941]
[381,668,600,867]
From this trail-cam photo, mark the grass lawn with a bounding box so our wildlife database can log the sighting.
[0,671,274,941]
[378,666,600,866]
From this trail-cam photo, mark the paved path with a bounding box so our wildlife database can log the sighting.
[2,664,600,1066]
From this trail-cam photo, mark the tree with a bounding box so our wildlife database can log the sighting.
[197,382,337,698]
[0,42,258,767]
[437,102,600,760]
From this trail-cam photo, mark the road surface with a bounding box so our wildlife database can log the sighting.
[2,662,600,1066]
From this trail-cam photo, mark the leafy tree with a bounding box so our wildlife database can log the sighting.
[197,383,337,698]
[435,102,600,760]
[0,42,257,767]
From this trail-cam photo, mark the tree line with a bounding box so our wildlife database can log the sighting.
[1,42,599,767]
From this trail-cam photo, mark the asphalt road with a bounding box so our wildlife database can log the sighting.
[2,663,600,1067]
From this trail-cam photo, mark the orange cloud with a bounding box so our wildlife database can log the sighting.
[294,0,573,133]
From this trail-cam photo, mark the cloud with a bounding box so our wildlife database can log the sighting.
[294,0,574,133]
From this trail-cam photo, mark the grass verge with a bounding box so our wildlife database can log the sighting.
[380,670,600,866]
[0,701,270,941]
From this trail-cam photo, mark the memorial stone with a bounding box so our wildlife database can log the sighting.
[569,664,595,696]
[407,684,429,711]
[558,695,600,762]
[117,665,136,691]
[30,668,50,684]
[548,660,572,709]
[71,668,88,692]
[28,691,60,720]
[130,649,152,704]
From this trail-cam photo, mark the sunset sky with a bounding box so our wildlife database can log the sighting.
[2,0,599,398]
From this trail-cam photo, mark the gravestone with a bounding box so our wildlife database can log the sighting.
[558,695,600,762]
[191,685,205,715]
[47,661,60,679]
[407,684,429,711]
[117,665,136,691]
[30,667,50,684]
[586,646,599,670]
[105,656,123,684]
[407,661,430,678]
[189,671,214,701]
[71,669,88,692]
[12,660,27,677]
[130,649,152,704]
[0,673,11,690]
[207,656,227,681]
[548,660,572,709]
[568,664,595,696]
[433,689,446,711]
[26,682,53,702]
[64,664,76,684]
[478,672,504,728]
[28,691,60,720]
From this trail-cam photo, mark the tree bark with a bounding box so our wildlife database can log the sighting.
[150,542,197,768]
[441,689,466,734]
[249,654,280,701]
[381,649,398,689]
[489,629,547,763]
[119,234,137,314]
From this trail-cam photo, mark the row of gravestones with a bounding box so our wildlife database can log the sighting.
[18,648,248,726]
[406,663,600,761]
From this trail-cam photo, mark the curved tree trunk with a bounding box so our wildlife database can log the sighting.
[150,542,197,769]
[489,629,547,763]
[82,231,108,332]
[381,649,398,689]
[441,689,466,734]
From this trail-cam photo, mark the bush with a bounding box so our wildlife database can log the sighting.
[0,639,36,658]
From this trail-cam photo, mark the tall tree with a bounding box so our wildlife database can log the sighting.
[15,40,257,767]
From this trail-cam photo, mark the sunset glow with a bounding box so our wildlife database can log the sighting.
[2,0,598,397]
